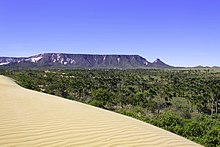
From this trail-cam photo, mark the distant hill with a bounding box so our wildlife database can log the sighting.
[0,53,172,69]
[151,58,171,68]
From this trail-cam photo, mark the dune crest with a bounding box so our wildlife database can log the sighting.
[0,75,202,146]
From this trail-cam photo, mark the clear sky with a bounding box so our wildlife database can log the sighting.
[0,0,219,67]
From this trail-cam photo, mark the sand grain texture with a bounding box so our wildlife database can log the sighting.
[0,75,202,147]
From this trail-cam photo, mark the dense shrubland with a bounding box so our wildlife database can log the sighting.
[1,68,220,146]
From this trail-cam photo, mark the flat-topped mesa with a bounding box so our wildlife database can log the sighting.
[0,53,171,68]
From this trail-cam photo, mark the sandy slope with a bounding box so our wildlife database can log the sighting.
[0,75,202,147]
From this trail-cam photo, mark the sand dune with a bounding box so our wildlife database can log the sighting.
[0,75,202,147]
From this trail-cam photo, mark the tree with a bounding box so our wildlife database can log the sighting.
[91,88,111,108]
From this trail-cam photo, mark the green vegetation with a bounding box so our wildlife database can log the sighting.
[1,68,220,146]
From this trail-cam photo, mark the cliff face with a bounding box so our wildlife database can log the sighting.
[0,53,171,69]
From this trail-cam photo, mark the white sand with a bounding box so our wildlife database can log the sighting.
[0,75,202,147]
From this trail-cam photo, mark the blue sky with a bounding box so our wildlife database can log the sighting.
[0,0,219,67]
